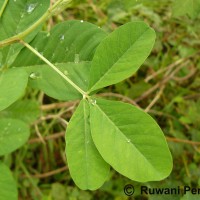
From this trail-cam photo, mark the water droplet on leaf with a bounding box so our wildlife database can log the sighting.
[90,99,96,106]
[64,70,69,75]
[127,139,131,143]
[29,72,40,80]
[60,34,65,41]
[26,3,38,14]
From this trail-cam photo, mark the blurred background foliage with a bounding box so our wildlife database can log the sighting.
[3,0,200,199]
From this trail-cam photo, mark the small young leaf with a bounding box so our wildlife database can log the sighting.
[0,162,18,200]
[90,99,172,182]
[26,62,90,101]
[88,21,156,92]
[66,99,110,190]
[0,68,28,111]
[0,118,30,156]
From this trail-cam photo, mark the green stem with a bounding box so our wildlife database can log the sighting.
[0,8,50,48]
[0,0,72,48]
[51,0,72,13]
[20,162,43,197]
[20,40,88,97]
[0,0,8,18]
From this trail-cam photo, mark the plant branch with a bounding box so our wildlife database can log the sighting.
[20,40,87,97]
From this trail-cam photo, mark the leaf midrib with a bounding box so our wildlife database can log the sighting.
[83,100,90,187]
[95,103,160,174]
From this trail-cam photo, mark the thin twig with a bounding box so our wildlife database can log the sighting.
[34,124,46,144]
[145,84,165,112]
[23,166,68,179]
[98,92,140,107]
[172,66,197,82]
[41,101,79,111]
[58,117,69,127]
[28,132,65,144]
[145,58,186,82]
[20,163,43,196]
[32,114,62,126]
[182,154,191,177]
[184,94,200,100]
[135,60,190,102]
[166,136,200,145]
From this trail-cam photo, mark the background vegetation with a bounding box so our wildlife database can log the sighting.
[2,0,200,199]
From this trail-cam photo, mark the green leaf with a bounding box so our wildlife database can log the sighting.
[0,99,40,124]
[88,21,155,92]
[12,20,107,100]
[13,20,108,67]
[172,0,200,19]
[0,162,18,200]
[0,118,30,156]
[90,99,172,182]
[25,62,90,101]
[0,0,50,41]
[0,0,50,66]
[66,99,110,190]
[0,68,28,111]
